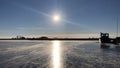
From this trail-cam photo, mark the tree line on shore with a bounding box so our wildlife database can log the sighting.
[11,35,99,40]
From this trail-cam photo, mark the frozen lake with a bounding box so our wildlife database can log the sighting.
[0,40,120,68]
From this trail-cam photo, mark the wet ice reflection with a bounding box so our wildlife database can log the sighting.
[1,41,120,68]
[52,40,61,68]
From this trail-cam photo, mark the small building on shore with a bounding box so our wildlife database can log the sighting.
[100,32,120,44]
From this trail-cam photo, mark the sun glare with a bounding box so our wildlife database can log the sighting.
[53,14,60,22]
[52,40,61,68]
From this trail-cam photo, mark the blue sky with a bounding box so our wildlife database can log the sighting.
[0,0,120,38]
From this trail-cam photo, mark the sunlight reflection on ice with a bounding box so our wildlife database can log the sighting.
[52,40,61,68]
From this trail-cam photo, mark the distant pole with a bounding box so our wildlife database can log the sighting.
[116,17,118,37]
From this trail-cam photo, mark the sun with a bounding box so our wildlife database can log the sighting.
[53,14,60,22]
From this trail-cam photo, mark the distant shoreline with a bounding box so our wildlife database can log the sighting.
[0,38,99,41]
